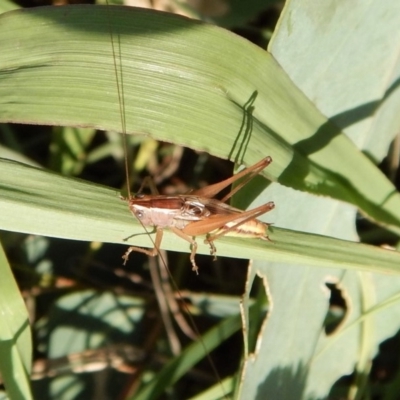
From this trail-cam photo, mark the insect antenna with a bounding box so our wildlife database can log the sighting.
[106,9,131,199]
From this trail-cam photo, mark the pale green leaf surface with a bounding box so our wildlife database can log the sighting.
[306,272,400,397]
[1,158,400,274]
[0,243,33,400]
[238,188,361,400]
[1,6,400,232]
[269,0,400,161]
[236,172,358,400]
[238,1,400,399]
[241,264,400,400]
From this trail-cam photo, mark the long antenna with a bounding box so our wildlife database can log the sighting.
[106,6,228,398]
[106,6,130,198]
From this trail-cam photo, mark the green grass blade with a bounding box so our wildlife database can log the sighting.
[1,158,399,274]
[0,242,33,400]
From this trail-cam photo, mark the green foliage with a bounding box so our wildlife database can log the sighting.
[0,2,400,400]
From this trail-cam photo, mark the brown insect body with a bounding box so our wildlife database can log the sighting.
[128,195,212,229]
[123,157,275,273]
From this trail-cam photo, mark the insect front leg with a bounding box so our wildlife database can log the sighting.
[122,226,163,265]
[170,227,199,274]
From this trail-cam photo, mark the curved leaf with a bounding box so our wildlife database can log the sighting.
[0,158,399,275]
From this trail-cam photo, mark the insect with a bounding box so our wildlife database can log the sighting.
[121,156,275,274]
[105,5,275,273]
[106,5,275,397]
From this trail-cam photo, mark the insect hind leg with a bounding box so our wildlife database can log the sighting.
[205,237,218,261]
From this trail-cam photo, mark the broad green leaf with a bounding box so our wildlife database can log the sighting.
[1,158,400,275]
[238,1,400,399]
[270,0,400,161]
[0,5,400,234]
[241,263,400,400]
[0,242,33,400]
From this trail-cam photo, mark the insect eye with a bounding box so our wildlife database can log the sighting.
[191,206,202,215]
[135,210,144,219]
[187,205,207,216]
[135,193,144,199]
